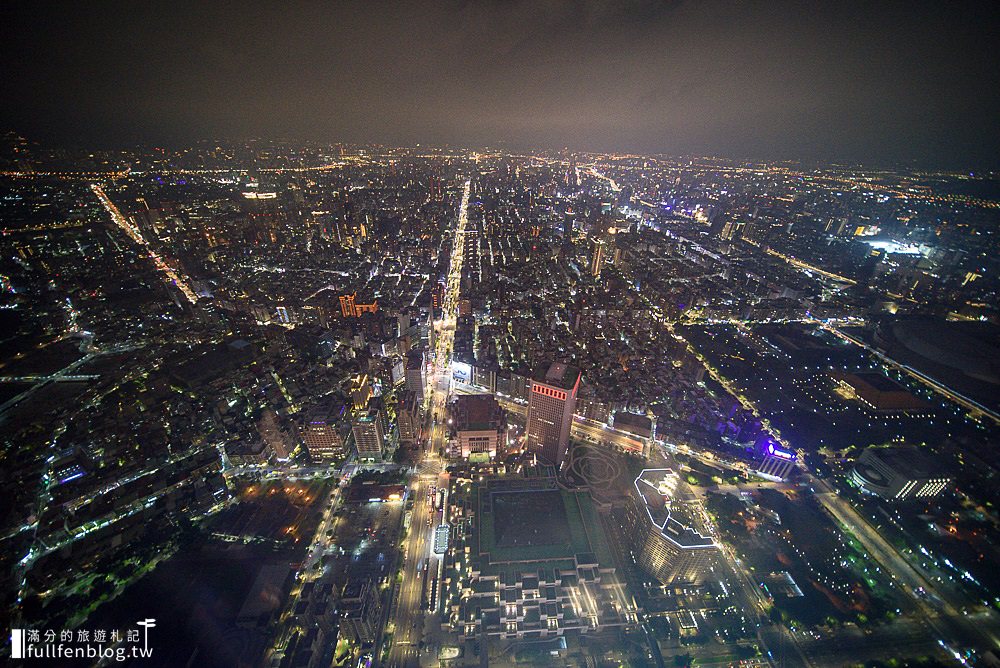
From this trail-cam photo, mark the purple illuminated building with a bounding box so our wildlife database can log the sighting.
[755,439,797,480]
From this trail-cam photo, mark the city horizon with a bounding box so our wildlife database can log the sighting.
[7,133,1000,174]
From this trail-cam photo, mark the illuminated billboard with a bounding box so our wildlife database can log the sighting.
[766,442,796,460]
[453,361,471,383]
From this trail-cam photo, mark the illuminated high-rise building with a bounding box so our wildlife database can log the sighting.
[349,374,373,410]
[431,281,444,312]
[754,440,797,480]
[339,579,382,644]
[590,239,604,278]
[339,292,379,318]
[257,408,294,462]
[404,350,426,402]
[719,219,746,241]
[396,390,422,444]
[623,469,717,584]
[351,398,388,462]
[301,400,348,462]
[429,175,444,202]
[525,362,581,466]
[450,393,505,460]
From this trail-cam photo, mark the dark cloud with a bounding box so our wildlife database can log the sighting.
[1,0,998,167]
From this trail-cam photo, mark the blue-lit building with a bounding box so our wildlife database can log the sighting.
[754,440,797,481]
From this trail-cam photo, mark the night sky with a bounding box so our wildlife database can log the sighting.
[2,0,998,167]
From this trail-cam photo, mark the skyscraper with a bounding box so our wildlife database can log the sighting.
[351,398,387,462]
[339,579,382,644]
[301,400,348,462]
[396,390,422,444]
[525,362,581,466]
[624,469,717,585]
[719,219,745,241]
[339,292,379,318]
[350,374,373,410]
[590,239,604,278]
[754,440,797,480]
[404,349,426,402]
[257,408,294,462]
[431,281,445,312]
[450,393,506,460]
